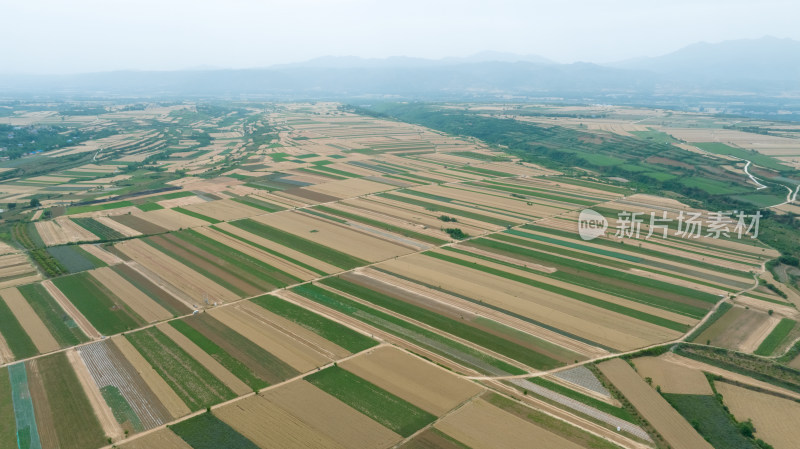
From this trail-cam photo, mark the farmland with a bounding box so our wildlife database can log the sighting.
[0,101,797,448]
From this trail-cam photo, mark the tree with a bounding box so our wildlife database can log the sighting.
[29,198,40,208]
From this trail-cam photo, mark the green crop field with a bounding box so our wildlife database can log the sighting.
[170,412,259,449]
[425,250,690,332]
[72,217,126,240]
[0,368,16,449]
[314,205,448,245]
[34,353,107,449]
[664,393,757,449]
[179,313,299,386]
[323,276,565,370]
[755,318,796,356]
[293,283,525,375]
[305,366,437,437]
[0,297,38,359]
[169,320,269,391]
[101,385,144,432]
[18,283,88,347]
[172,207,221,223]
[250,294,377,353]
[52,272,143,335]
[126,327,236,411]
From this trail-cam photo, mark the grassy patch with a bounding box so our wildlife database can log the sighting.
[230,219,368,269]
[52,271,143,335]
[126,327,236,411]
[250,294,377,353]
[0,296,38,359]
[755,318,796,356]
[19,283,88,347]
[305,366,436,437]
[170,412,259,449]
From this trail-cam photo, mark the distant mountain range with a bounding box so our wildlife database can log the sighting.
[1,37,798,102]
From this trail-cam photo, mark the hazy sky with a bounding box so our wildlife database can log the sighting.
[2,0,798,74]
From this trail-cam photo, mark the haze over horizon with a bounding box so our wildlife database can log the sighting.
[2,0,799,75]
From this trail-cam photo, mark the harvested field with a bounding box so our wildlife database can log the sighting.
[91,267,172,323]
[194,226,318,280]
[214,395,344,448]
[125,327,236,411]
[176,313,299,387]
[80,243,125,265]
[111,335,191,419]
[66,348,122,441]
[156,322,251,396]
[250,294,376,354]
[632,356,713,394]
[79,340,173,432]
[213,221,340,274]
[401,428,469,449]
[340,346,483,415]
[253,211,413,262]
[305,365,437,437]
[697,306,778,352]
[305,177,395,198]
[118,428,192,449]
[262,380,402,449]
[110,213,169,235]
[379,255,679,351]
[435,398,585,449]
[598,358,712,449]
[238,299,352,359]
[111,263,191,316]
[0,287,60,354]
[716,381,800,449]
[115,238,239,304]
[209,304,329,372]
[95,216,142,237]
[181,198,263,221]
[137,208,208,231]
